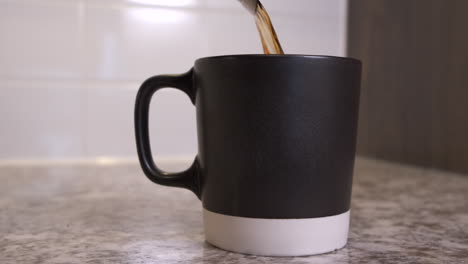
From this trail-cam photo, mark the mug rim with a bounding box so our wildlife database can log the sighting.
[195,54,361,65]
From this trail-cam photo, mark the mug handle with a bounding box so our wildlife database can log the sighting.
[134,69,201,198]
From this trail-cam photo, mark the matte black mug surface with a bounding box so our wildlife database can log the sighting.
[135,55,361,219]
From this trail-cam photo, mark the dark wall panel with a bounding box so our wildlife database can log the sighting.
[348,0,468,174]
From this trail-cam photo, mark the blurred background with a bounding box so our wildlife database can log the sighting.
[349,0,468,174]
[0,0,466,174]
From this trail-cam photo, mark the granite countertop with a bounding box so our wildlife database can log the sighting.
[1,158,467,263]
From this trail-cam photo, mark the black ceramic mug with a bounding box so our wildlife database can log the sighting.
[135,55,361,256]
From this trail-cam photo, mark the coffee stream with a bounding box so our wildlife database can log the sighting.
[254,1,284,54]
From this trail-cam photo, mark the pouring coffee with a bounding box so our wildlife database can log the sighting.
[239,0,284,54]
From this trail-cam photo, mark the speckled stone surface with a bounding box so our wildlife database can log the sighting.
[1,158,467,263]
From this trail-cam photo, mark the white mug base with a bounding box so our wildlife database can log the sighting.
[203,209,350,257]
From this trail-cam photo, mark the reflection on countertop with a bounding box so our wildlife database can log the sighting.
[1,158,467,263]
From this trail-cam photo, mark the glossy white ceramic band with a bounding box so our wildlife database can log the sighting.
[203,209,350,256]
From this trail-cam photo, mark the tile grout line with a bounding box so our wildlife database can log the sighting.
[0,156,194,167]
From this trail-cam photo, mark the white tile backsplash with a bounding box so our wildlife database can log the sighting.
[84,82,197,159]
[201,10,262,55]
[0,0,348,160]
[0,80,85,159]
[84,5,208,80]
[0,0,84,80]
[148,88,198,159]
[84,81,138,157]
